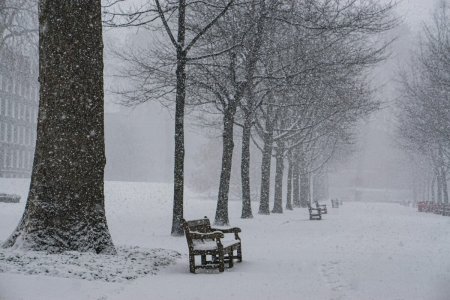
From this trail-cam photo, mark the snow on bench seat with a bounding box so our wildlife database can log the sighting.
[193,239,240,251]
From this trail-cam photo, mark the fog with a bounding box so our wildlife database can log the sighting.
[101,0,438,203]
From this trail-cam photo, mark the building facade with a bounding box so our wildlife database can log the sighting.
[0,51,38,178]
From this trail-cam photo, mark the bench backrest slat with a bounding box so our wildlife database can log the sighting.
[182,217,214,249]
[185,218,211,233]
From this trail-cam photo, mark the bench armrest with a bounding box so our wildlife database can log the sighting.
[190,231,224,240]
[211,227,241,234]
[211,227,242,240]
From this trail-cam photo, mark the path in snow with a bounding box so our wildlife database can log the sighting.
[1,180,450,300]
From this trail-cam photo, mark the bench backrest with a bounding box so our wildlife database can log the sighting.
[182,217,213,249]
[183,217,212,233]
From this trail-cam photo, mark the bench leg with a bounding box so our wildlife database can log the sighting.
[237,244,242,262]
[201,254,207,265]
[228,249,234,268]
[218,250,225,272]
[189,254,196,273]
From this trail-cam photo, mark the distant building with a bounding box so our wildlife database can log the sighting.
[0,50,38,178]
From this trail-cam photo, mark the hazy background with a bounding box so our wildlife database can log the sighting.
[102,0,439,202]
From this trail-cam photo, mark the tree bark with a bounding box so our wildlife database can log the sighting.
[285,157,293,210]
[3,0,115,253]
[240,114,253,218]
[171,0,187,236]
[258,123,274,215]
[215,107,236,225]
[272,146,284,213]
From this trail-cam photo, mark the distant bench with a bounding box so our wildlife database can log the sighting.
[331,199,339,208]
[182,217,242,273]
[315,201,327,214]
[417,201,450,216]
[307,203,322,220]
[0,194,20,203]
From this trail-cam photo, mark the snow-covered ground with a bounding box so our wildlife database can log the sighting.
[1,179,450,300]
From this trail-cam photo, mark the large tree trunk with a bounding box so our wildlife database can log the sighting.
[442,168,448,204]
[258,124,274,215]
[300,173,310,207]
[431,175,436,202]
[285,157,293,210]
[437,168,443,203]
[171,52,187,235]
[272,146,284,213]
[240,114,253,218]
[171,0,187,236]
[292,160,300,207]
[3,1,115,253]
[215,107,236,225]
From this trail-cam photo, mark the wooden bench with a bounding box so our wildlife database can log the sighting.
[0,193,20,203]
[331,199,339,208]
[307,203,322,220]
[443,205,450,216]
[315,201,327,214]
[182,217,242,273]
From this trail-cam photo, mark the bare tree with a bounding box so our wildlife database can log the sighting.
[104,0,235,234]
[0,0,36,53]
[397,1,450,205]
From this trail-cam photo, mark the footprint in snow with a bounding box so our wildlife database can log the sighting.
[320,260,348,300]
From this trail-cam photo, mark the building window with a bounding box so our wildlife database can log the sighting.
[18,126,21,145]
[21,104,25,120]
[8,123,12,143]
[16,150,19,168]
[9,150,13,168]
[8,99,12,117]
[3,149,7,169]
[14,79,19,95]
[25,127,29,146]
[2,123,6,142]
[22,150,26,169]
[28,151,32,169]
[14,126,18,144]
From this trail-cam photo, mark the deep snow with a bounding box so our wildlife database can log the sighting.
[1,179,450,300]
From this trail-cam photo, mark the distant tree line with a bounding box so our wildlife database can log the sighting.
[105,0,397,233]
[397,1,450,204]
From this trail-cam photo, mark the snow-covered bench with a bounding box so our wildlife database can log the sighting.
[0,193,20,203]
[181,217,242,273]
[331,199,339,208]
[443,205,450,216]
[315,201,327,214]
[307,203,322,220]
